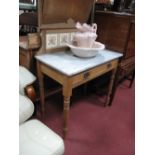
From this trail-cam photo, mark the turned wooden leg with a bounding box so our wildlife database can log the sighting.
[62,80,72,139]
[109,65,121,106]
[37,62,45,117]
[106,68,117,106]
[63,96,71,139]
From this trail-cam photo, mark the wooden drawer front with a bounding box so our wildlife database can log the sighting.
[72,60,118,87]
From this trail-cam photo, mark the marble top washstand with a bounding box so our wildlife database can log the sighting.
[35,49,122,76]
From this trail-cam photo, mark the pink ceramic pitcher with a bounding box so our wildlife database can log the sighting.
[74,22,98,48]
[75,22,97,33]
[74,32,97,48]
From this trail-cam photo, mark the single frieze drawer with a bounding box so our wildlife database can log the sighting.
[72,59,118,87]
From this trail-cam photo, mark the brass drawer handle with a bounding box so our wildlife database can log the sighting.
[107,63,112,69]
[83,72,90,80]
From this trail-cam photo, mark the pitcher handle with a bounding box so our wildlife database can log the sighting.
[92,23,97,33]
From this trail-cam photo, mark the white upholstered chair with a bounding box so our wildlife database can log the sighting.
[19,66,64,155]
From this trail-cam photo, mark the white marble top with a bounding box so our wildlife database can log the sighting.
[35,49,122,76]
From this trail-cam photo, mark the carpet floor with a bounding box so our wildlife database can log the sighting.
[36,80,135,155]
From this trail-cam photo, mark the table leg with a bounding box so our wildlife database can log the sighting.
[63,81,72,139]
[106,68,117,106]
[108,65,120,106]
[37,62,45,117]
[63,96,71,139]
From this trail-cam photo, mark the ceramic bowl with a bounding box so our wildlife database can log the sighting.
[67,41,105,58]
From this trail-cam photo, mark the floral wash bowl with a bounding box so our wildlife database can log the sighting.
[67,41,105,58]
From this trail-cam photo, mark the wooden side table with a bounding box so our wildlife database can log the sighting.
[36,50,122,138]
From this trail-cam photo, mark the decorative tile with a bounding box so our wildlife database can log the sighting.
[70,32,76,42]
[59,33,70,46]
[46,33,57,49]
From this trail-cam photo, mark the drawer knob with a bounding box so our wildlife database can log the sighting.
[107,63,112,69]
[83,72,90,80]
